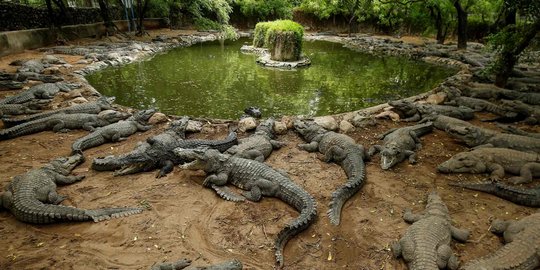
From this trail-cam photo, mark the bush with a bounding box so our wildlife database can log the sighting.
[253,21,271,47]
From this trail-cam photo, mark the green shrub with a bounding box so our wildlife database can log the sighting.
[253,22,272,47]
[264,20,304,60]
[194,17,222,31]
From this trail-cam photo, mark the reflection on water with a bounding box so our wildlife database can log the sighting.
[86,38,456,119]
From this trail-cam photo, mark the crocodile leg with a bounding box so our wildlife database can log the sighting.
[53,174,85,185]
[404,150,417,164]
[324,146,346,163]
[243,178,280,202]
[367,145,383,157]
[402,113,421,122]
[436,244,454,269]
[241,149,265,162]
[298,141,319,152]
[486,163,506,181]
[270,139,287,149]
[450,226,470,242]
[508,162,540,184]
[47,190,67,205]
[409,131,422,150]
[403,208,423,223]
[203,173,229,187]
[156,160,175,178]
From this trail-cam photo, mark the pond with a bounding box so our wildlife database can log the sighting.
[86,38,456,119]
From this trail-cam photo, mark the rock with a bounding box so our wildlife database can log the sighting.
[339,120,355,133]
[148,112,169,125]
[281,116,296,129]
[41,55,66,65]
[373,110,400,122]
[352,114,378,127]
[42,67,60,75]
[314,116,338,131]
[273,121,288,135]
[70,97,88,104]
[426,92,447,104]
[106,52,121,61]
[186,120,203,132]
[238,117,257,132]
[76,59,89,64]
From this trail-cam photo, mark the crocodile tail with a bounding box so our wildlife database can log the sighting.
[274,182,317,267]
[450,181,540,207]
[13,201,90,223]
[2,111,58,127]
[412,122,434,137]
[328,151,366,225]
[84,207,144,222]
[72,133,106,154]
[214,131,238,152]
[0,119,49,140]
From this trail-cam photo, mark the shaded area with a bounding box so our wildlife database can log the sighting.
[86,38,456,118]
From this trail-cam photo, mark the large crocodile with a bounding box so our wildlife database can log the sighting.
[392,192,469,270]
[499,99,540,125]
[0,110,131,140]
[368,122,433,170]
[71,109,155,154]
[175,148,317,268]
[0,154,143,224]
[462,84,540,105]
[0,82,78,105]
[294,120,367,225]
[497,124,540,139]
[446,124,540,153]
[2,96,115,127]
[449,181,540,207]
[0,100,49,117]
[461,212,540,270]
[419,114,472,131]
[225,118,285,162]
[92,117,238,178]
[389,99,475,122]
[437,148,540,184]
[151,259,242,270]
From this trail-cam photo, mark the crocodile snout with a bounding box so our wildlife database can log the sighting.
[437,164,450,173]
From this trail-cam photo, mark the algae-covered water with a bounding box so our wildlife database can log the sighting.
[86,38,455,119]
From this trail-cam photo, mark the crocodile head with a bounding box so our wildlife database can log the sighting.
[490,219,510,235]
[388,100,417,117]
[424,192,449,217]
[44,154,85,175]
[98,110,131,123]
[97,95,116,109]
[176,148,228,173]
[379,145,404,170]
[294,120,326,142]
[254,118,275,138]
[167,117,190,138]
[132,108,157,124]
[437,152,487,174]
[445,126,487,147]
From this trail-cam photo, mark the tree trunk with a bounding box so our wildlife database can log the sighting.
[453,0,467,50]
[45,0,56,28]
[136,0,149,36]
[494,20,540,87]
[51,0,71,25]
[429,5,446,44]
[97,0,116,35]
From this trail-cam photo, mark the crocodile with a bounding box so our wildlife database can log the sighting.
[437,148,540,184]
[175,148,317,268]
[0,154,143,224]
[388,99,475,122]
[92,117,238,178]
[497,124,540,139]
[498,99,540,125]
[0,110,131,141]
[444,96,523,122]
[462,84,540,105]
[461,212,540,270]
[368,122,433,170]
[2,96,115,127]
[151,259,242,270]
[0,80,24,90]
[225,118,286,162]
[446,124,540,153]
[0,100,49,117]
[419,114,472,131]
[0,71,64,83]
[0,82,78,105]
[294,120,367,225]
[391,192,470,270]
[71,109,155,154]
[449,181,540,207]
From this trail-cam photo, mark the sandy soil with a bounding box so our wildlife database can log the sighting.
[0,30,537,270]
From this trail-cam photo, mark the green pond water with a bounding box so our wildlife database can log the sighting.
[86,38,456,119]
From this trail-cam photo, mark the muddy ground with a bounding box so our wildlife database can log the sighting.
[0,29,537,270]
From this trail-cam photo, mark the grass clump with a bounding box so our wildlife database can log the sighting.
[253,20,304,61]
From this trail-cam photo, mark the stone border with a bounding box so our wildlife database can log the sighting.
[240,45,311,69]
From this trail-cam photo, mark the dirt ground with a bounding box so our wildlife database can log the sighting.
[0,29,537,270]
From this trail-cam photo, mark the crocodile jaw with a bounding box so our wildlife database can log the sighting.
[380,155,397,170]
[179,160,205,171]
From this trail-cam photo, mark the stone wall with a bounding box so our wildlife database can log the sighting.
[0,2,123,31]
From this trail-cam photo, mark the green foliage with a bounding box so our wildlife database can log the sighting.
[236,0,293,20]
[253,22,272,47]
[264,20,304,60]
[194,17,223,30]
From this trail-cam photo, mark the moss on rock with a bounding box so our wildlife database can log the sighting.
[253,20,304,61]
